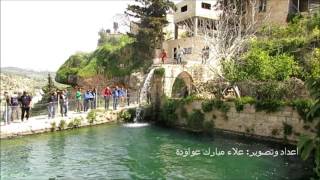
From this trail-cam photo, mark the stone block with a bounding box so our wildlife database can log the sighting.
[229,106,237,113]
[292,111,301,119]
[281,108,293,117]
[268,116,278,123]
[255,114,268,121]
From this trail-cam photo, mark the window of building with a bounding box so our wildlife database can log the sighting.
[201,3,211,10]
[258,0,267,12]
[181,5,188,12]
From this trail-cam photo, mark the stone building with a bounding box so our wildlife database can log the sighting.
[158,0,319,64]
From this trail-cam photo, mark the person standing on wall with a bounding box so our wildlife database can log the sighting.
[160,49,167,64]
[84,90,91,112]
[112,86,119,110]
[177,45,185,64]
[103,86,112,110]
[119,87,125,107]
[59,89,68,117]
[48,91,57,119]
[76,88,83,112]
[91,88,97,109]
[2,92,11,124]
[201,47,206,64]
[20,91,32,122]
[205,46,209,64]
[10,92,20,122]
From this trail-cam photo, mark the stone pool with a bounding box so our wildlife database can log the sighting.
[0,124,313,179]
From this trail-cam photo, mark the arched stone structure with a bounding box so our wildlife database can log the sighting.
[171,71,193,98]
[152,63,216,98]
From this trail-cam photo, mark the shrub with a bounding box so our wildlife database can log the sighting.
[160,99,179,126]
[234,96,256,112]
[87,110,97,124]
[67,121,74,128]
[255,81,287,100]
[236,79,307,100]
[180,107,188,119]
[200,99,231,113]
[213,99,223,109]
[50,122,56,132]
[255,99,285,112]
[154,68,165,77]
[213,100,230,113]
[127,108,136,121]
[187,109,204,129]
[58,120,66,130]
[119,110,132,122]
[283,122,293,136]
[181,95,202,105]
[220,103,230,113]
[233,47,299,81]
[201,100,214,112]
[290,99,314,121]
[67,118,81,129]
[309,48,320,78]
[73,118,82,128]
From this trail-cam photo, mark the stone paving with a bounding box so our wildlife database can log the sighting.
[0,105,138,139]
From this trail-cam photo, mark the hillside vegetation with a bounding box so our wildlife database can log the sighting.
[56,0,175,85]
[56,35,153,85]
[0,67,66,100]
[223,13,320,82]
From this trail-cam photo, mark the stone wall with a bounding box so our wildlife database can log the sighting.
[0,109,123,139]
[175,100,317,142]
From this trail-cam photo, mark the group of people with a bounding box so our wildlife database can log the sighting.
[2,91,32,124]
[102,86,130,110]
[75,88,97,112]
[47,89,69,119]
[161,45,210,64]
[1,86,134,125]
[201,46,210,64]
[74,86,131,112]
[159,45,185,64]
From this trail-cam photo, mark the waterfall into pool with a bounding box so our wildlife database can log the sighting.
[124,68,157,127]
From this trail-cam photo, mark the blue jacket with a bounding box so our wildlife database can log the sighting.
[112,89,119,97]
[84,92,93,100]
[118,89,123,97]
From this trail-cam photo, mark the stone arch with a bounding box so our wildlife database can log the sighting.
[171,71,194,98]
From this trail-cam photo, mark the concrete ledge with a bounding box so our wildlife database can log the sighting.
[0,107,135,139]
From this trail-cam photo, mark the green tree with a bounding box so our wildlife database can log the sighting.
[55,52,91,84]
[40,73,58,103]
[226,47,299,81]
[310,48,320,78]
[298,77,320,178]
[126,0,175,50]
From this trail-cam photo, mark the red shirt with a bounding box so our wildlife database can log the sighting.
[103,88,112,96]
[160,52,167,59]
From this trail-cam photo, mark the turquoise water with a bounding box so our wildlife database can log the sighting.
[0,124,313,179]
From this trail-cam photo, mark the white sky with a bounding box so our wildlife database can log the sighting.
[1,0,132,72]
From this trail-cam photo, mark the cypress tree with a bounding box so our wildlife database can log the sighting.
[126,0,175,50]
